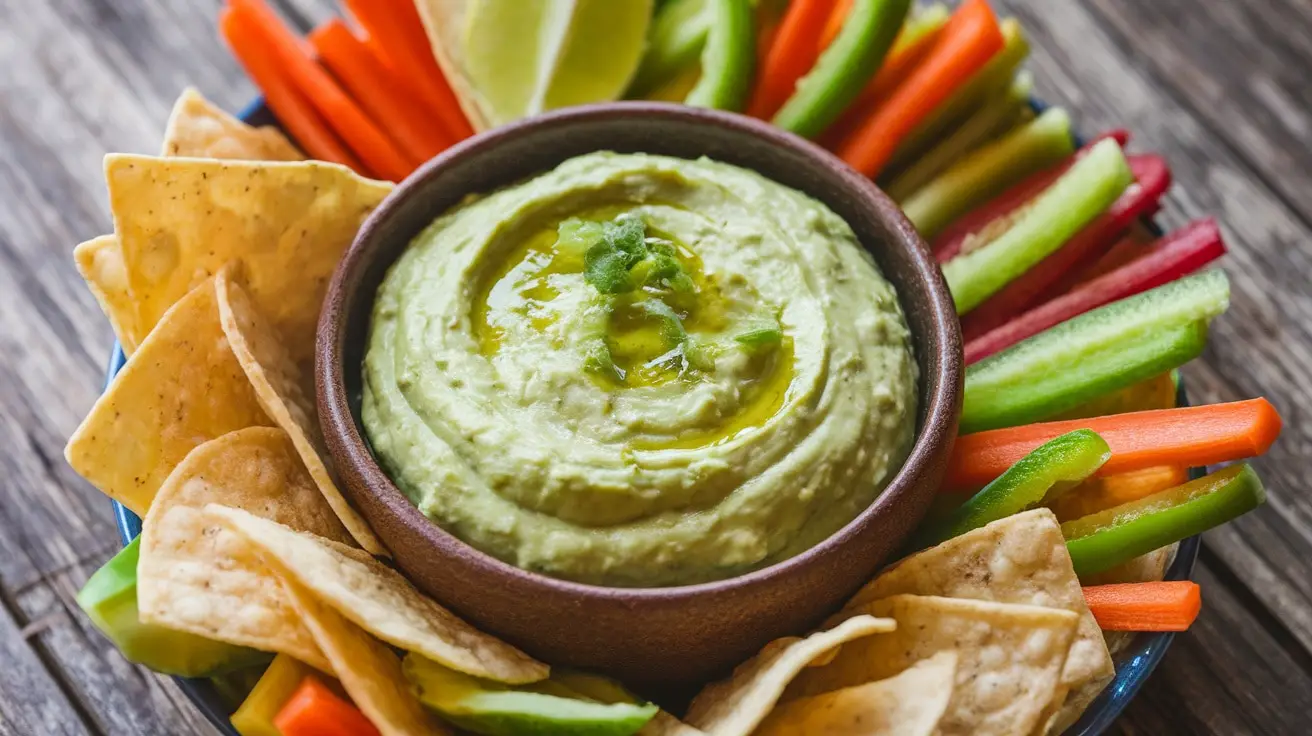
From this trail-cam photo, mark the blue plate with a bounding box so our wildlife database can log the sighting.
[104,98,1198,735]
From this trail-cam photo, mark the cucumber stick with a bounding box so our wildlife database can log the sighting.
[961,269,1230,433]
[903,107,1076,241]
[942,137,1133,313]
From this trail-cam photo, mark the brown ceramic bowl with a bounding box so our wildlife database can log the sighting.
[317,102,962,692]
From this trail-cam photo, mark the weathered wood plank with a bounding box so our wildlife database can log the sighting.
[1089,0,1312,226]
[994,0,1312,663]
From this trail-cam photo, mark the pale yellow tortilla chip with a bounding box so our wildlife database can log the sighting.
[162,87,303,161]
[280,577,447,736]
[137,426,354,672]
[637,712,706,736]
[105,154,392,367]
[684,615,894,736]
[412,0,490,132]
[757,651,957,736]
[64,274,272,514]
[208,505,548,684]
[215,269,386,555]
[792,596,1077,736]
[840,509,1114,714]
[74,235,138,353]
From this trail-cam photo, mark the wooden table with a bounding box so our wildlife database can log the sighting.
[1,0,1308,733]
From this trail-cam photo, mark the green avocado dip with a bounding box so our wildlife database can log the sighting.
[361,152,919,587]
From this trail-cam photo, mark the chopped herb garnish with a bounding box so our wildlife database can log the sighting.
[637,299,688,347]
[733,313,783,347]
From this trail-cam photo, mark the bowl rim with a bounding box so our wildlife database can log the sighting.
[316,100,963,599]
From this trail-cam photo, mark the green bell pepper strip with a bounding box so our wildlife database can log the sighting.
[917,429,1110,547]
[903,106,1077,241]
[231,655,323,736]
[771,0,912,138]
[961,269,1230,433]
[887,70,1034,201]
[628,0,709,98]
[1064,463,1266,577]
[884,17,1029,175]
[940,136,1132,311]
[684,0,755,111]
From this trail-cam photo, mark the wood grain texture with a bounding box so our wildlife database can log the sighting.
[0,0,1307,734]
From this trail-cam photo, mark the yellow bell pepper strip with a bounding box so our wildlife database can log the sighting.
[961,269,1230,433]
[903,107,1078,242]
[685,0,756,111]
[76,537,270,678]
[1052,371,1179,421]
[917,429,1110,547]
[886,70,1034,202]
[1064,463,1267,577]
[942,137,1132,312]
[1050,465,1190,523]
[883,17,1029,174]
[628,0,709,98]
[771,0,912,139]
[231,655,322,736]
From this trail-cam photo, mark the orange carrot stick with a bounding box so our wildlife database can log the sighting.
[228,0,416,181]
[818,0,855,51]
[836,0,1003,177]
[746,0,833,120]
[219,8,364,171]
[1050,465,1191,522]
[274,677,381,736]
[1083,581,1202,632]
[309,18,454,162]
[944,399,1284,492]
[343,0,474,140]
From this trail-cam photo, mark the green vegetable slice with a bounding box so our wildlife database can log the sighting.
[903,106,1078,242]
[772,0,912,139]
[1064,463,1266,576]
[684,0,755,111]
[941,136,1132,312]
[628,0,710,98]
[962,270,1229,432]
[919,429,1110,546]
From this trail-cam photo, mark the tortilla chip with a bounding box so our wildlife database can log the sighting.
[65,274,272,514]
[162,88,302,161]
[215,269,386,555]
[684,615,894,736]
[136,427,354,672]
[840,509,1114,713]
[208,505,548,684]
[74,235,138,353]
[637,712,706,736]
[105,154,392,367]
[412,0,490,132]
[280,577,447,736]
[792,596,1077,736]
[757,651,957,736]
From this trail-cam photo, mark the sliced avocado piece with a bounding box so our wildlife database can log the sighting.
[76,537,271,677]
[404,654,657,736]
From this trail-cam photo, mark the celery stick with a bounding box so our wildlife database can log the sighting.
[903,107,1076,240]
[885,17,1030,173]
[961,269,1230,433]
[942,137,1132,312]
[888,71,1035,202]
[628,0,709,98]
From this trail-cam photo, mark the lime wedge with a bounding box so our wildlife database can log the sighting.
[463,0,653,126]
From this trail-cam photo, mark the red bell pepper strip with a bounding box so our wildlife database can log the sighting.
[943,398,1282,493]
[932,129,1132,263]
[965,219,1226,363]
[958,154,1173,341]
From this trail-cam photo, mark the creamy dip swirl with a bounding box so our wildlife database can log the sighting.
[362,152,918,587]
